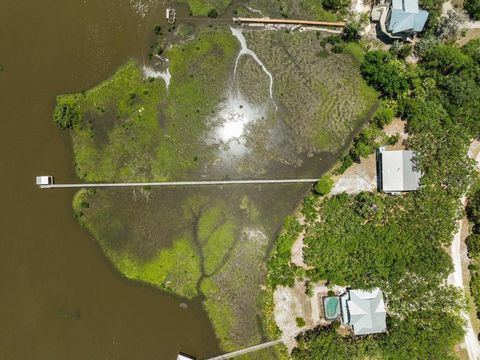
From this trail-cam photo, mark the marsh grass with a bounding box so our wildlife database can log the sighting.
[58,27,238,183]
[243,30,378,153]
[250,0,337,21]
[178,0,232,16]
[237,56,270,105]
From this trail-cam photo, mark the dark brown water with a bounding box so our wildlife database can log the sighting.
[0,1,221,359]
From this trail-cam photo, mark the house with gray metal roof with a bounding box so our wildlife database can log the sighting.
[379,149,421,193]
[372,0,428,40]
[340,288,387,336]
[387,0,429,35]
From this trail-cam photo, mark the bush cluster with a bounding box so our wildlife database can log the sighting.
[53,96,80,130]
[467,189,480,316]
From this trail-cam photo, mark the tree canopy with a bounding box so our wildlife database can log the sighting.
[465,0,480,20]
[361,51,409,99]
[272,39,480,359]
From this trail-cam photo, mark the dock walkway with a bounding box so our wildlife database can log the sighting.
[37,178,319,189]
[204,339,283,360]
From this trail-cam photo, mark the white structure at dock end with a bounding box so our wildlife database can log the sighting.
[177,354,195,360]
[36,176,53,186]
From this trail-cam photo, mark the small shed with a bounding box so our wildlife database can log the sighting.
[379,149,421,193]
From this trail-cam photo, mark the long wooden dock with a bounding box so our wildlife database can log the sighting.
[37,178,319,189]
[204,339,283,360]
[233,17,346,27]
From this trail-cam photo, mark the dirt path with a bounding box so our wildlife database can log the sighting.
[448,141,480,360]
[448,195,480,360]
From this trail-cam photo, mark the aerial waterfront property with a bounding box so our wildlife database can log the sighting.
[51,8,379,358]
[11,0,480,359]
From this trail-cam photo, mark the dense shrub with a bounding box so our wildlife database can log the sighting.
[349,125,381,160]
[267,216,303,287]
[465,0,480,20]
[53,97,80,129]
[471,273,480,316]
[342,22,361,42]
[388,134,400,145]
[207,8,218,18]
[414,35,441,58]
[467,191,480,224]
[315,176,334,195]
[361,51,409,99]
[467,234,480,258]
[296,317,306,327]
[322,0,350,11]
[462,39,480,64]
[372,105,395,128]
[334,155,354,175]
[422,45,473,76]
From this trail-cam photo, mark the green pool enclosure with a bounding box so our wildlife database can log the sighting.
[323,296,341,320]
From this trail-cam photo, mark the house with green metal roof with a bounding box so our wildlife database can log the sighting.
[339,288,387,336]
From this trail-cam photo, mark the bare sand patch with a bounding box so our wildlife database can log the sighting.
[383,118,407,149]
[273,281,346,352]
[331,155,377,195]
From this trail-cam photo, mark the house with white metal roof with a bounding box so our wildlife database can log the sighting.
[379,149,421,193]
[340,288,387,336]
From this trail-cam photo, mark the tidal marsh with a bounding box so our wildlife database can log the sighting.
[58,24,378,357]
